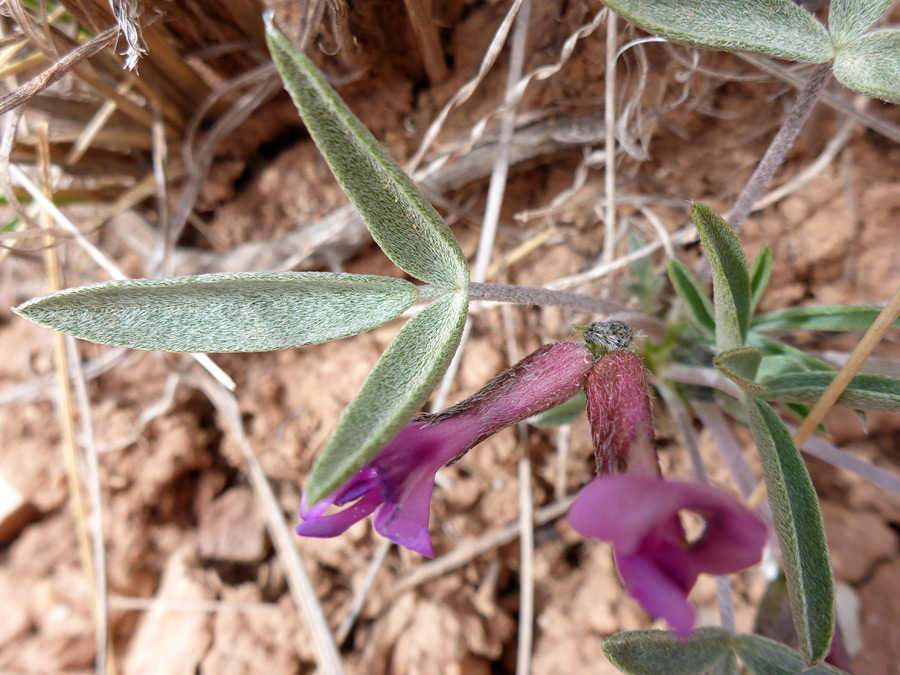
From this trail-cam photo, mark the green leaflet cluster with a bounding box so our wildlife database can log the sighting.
[604,629,850,675]
[16,20,473,504]
[604,0,900,103]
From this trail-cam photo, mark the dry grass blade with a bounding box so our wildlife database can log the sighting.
[470,0,529,284]
[9,163,127,279]
[182,371,345,675]
[794,282,900,447]
[554,424,571,501]
[167,68,280,272]
[545,223,699,291]
[36,122,114,675]
[414,7,605,185]
[516,454,535,674]
[0,51,48,78]
[0,348,128,406]
[1,106,38,232]
[738,53,900,146]
[392,497,574,596]
[793,428,900,497]
[65,82,134,165]
[149,105,171,275]
[406,0,525,172]
[602,10,617,266]
[335,538,392,644]
[109,595,281,613]
[403,0,447,83]
[0,25,119,116]
[65,335,115,675]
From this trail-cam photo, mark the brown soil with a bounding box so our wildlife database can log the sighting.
[2,2,900,674]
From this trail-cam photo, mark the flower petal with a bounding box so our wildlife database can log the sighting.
[374,476,436,557]
[616,552,696,637]
[681,494,768,575]
[372,418,472,506]
[568,475,767,634]
[295,489,382,537]
[569,475,766,572]
[568,475,676,552]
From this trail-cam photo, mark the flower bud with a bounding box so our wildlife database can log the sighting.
[585,349,659,476]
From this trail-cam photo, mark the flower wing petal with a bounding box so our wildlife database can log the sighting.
[374,476,436,557]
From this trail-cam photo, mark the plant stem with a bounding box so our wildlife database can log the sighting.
[728,62,832,232]
[467,281,666,339]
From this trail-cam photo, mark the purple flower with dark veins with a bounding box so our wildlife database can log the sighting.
[297,341,594,556]
[568,474,768,636]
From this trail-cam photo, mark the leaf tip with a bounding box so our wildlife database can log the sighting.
[262,8,275,32]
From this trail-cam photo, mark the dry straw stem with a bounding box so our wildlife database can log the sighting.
[738,52,900,146]
[391,497,574,595]
[0,25,118,117]
[37,123,114,675]
[167,67,281,274]
[183,371,345,675]
[433,0,531,414]
[414,7,606,184]
[1,107,37,232]
[500,292,535,675]
[602,10,617,265]
[517,453,535,675]
[335,538,392,644]
[0,50,47,78]
[794,283,900,448]
[554,424,572,501]
[402,0,448,83]
[0,347,128,407]
[64,81,135,164]
[406,0,526,172]
[746,283,900,510]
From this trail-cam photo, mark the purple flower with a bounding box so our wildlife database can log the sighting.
[572,329,767,634]
[297,342,594,556]
[569,476,767,636]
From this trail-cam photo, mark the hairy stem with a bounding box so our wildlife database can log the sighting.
[467,282,666,339]
[728,62,832,232]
